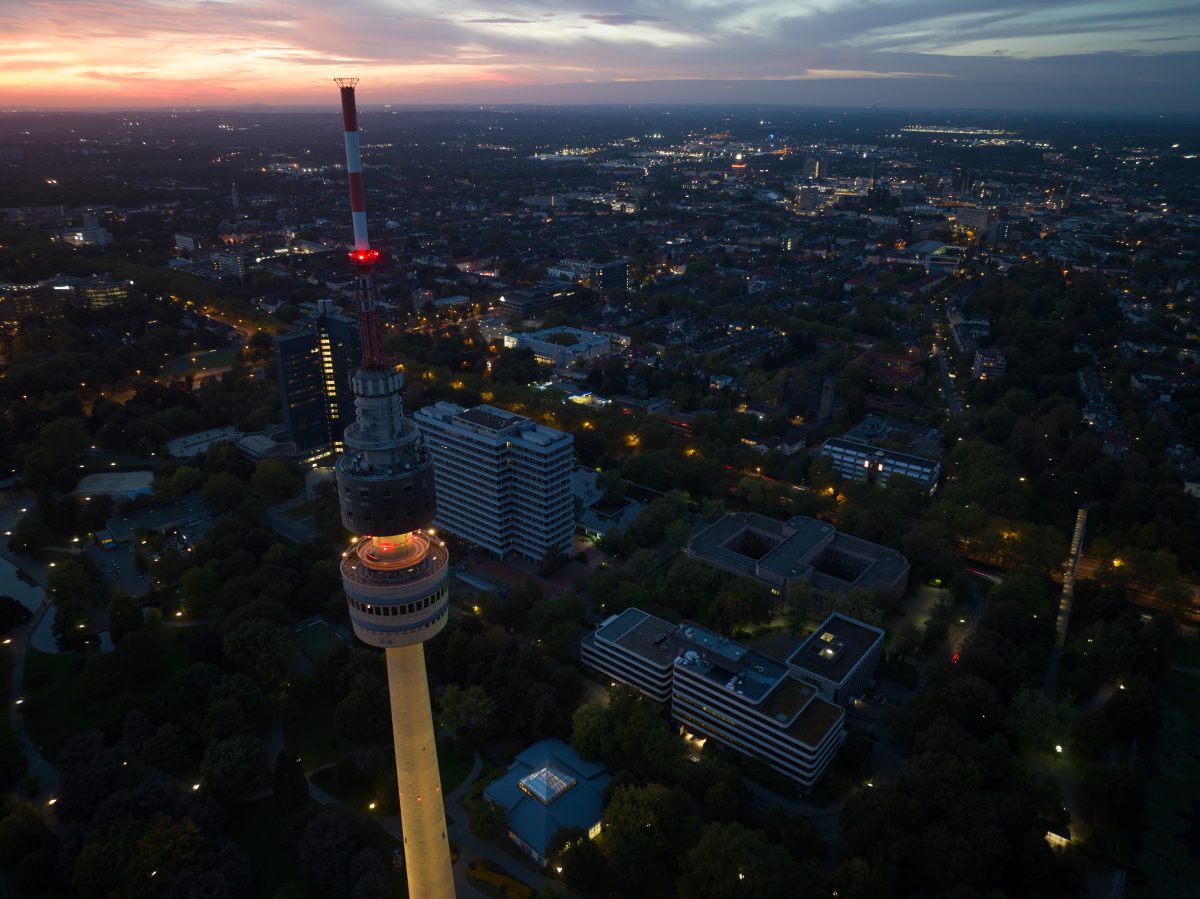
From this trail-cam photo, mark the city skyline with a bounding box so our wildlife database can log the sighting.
[3,0,1199,113]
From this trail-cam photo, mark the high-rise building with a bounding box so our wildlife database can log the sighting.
[274,299,362,462]
[332,77,455,899]
[414,402,574,562]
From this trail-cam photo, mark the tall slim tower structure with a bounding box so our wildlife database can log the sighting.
[333,78,456,899]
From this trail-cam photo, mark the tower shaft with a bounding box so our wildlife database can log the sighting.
[387,644,455,899]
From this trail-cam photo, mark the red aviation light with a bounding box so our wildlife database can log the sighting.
[349,248,380,265]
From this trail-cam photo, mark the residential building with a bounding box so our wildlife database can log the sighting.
[274,299,362,461]
[787,613,885,706]
[972,350,1007,380]
[414,402,574,562]
[546,258,629,292]
[819,437,941,493]
[483,739,610,866]
[580,609,849,790]
[686,512,910,607]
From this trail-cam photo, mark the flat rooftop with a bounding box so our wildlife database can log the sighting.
[594,608,676,667]
[786,695,845,747]
[759,517,833,579]
[456,405,516,432]
[788,613,884,685]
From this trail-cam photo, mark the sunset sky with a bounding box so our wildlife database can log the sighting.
[3,0,1199,112]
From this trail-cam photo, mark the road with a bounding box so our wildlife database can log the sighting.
[925,302,964,415]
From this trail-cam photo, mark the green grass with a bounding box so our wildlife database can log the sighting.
[285,498,323,521]
[438,739,475,795]
[295,620,346,664]
[226,797,302,897]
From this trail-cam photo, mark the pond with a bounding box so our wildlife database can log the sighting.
[0,555,43,613]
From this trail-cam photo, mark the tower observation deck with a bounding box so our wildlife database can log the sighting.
[333,79,455,899]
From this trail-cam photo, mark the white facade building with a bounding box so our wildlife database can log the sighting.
[414,402,574,562]
[581,609,849,791]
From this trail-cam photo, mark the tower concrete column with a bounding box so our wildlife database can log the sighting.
[386,644,454,899]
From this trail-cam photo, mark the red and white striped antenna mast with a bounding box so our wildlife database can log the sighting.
[335,77,385,371]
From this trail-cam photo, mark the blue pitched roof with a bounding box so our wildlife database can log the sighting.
[484,738,610,857]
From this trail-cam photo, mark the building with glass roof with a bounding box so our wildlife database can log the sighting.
[483,738,610,866]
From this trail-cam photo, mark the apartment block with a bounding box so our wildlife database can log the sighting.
[414,402,574,562]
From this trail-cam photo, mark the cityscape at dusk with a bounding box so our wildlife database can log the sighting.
[1,4,1200,899]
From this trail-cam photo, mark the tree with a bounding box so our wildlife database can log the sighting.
[438,684,497,747]
[140,723,191,775]
[252,459,302,504]
[0,595,33,635]
[570,703,609,760]
[1006,688,1064,754]
[200,735,266,801]
[1068,709,1112,763]
[203,472,246,514]
[675,822,802,899]
[223,618,294,691]
[106,593,143,645]
[273,750,309,812]
[468,798,507,839]
[832,857,893,899]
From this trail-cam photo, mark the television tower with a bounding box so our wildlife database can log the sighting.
[333,78,456,899]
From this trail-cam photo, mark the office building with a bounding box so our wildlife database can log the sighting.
[503,326,617,366]
[687,513,910,607]
[414,402,574,562]
[819,437,941,493]
[496,281,581,319]
[274,298,362,461]
[483,739,610,866]
[580,608,674,702]
[581,609,849,790]
[786,613,884,706]
[62,211,113,247]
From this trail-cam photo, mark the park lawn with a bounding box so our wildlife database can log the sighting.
[226,796,301,897]
[296,620,346,665]
[286,498,324,521]
[438,739,475,795]
[284,693,341,770]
